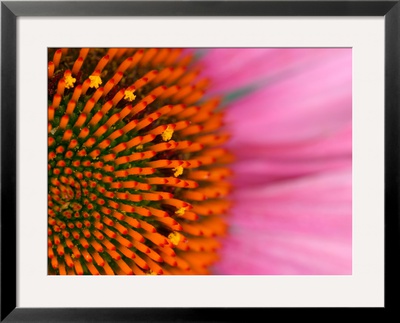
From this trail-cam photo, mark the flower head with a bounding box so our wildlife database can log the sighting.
[48,48,232,275]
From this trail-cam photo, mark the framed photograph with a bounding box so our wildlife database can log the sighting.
[1,0,399,321]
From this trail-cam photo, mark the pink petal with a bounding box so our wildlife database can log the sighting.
[199,48,351,95]
[223,50,352,144]
[213,169,352,275]
[228,123,352,184]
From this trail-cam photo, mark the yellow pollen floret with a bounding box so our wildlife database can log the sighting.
[161,125,174,141]
[64,75,76,89]
[124,89,136,102]
[175,207,187,216]
[173,165,183,177]
[168,232,181,246]
[60,202,70,210]
[89,75,102,89]
[136,144,143,151]
[147,270,157,275]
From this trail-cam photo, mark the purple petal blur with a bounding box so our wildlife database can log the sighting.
[200,48,352,275]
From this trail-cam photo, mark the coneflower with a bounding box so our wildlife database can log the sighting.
[48,48,233,275]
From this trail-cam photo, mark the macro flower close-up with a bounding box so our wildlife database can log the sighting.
[48,47,352,275]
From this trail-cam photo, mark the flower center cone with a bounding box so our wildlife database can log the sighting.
[47,48,233,275]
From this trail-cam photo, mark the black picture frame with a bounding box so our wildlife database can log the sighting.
[1,0,399,321]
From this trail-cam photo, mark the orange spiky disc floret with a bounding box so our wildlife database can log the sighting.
[48,48,233,275]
